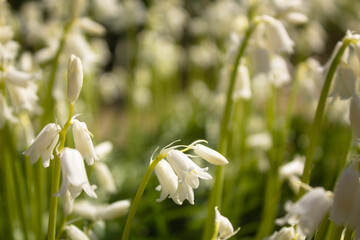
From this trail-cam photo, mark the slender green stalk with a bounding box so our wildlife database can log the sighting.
[314,216,330,240]
[41,19,74,125]
[47,104,74,240]
[343,228,353,240]
[121,154,164,240]
[55,218,67,240]
[325,223,343,240]
[298,39,351,198]
[203,22,258,240]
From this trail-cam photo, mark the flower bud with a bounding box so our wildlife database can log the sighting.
[96,200,131,220]
[65,225,89,240]
[67,55,83,104]
[193,144,228,165]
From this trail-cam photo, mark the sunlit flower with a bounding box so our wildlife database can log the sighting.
[154,159,178,202]
[215,206,240,240]
[192,144,228,165]
[23,123,61,167]
[265,226,305,240]
[63,191,74,217]
[276,187,333,237]
[55,148,97,199]
[96,200,131,220]
[65,225,89,240]
[0,93,17,128]
[72,119,98,165]
[94,162,116,193]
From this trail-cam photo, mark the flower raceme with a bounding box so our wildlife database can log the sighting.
[153,141,228,205]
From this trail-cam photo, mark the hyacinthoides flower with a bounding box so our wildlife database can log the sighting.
[23,54,98,240]
[121,140,228,240]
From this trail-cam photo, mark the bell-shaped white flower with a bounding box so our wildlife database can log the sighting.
[276,187,333,237]
[232,64,252,101]
[23,123,61,167]
[73,200,98,220]
[330,160,360,226]
[261,15,295,54]
[166,149,212,204]
[72,119,98,165]
[279,155,305,193]
[78,17,106,36]
[55,148,97,199]
[154,159,178,202]
[192,144,228,165]
[329,63,356,100]
[96,200,131,220]
[167,149,212,189]
[67,54,83,104]
[215,206,240,240]
[65,225,89,240]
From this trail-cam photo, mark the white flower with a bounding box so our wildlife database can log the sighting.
[55,148,97,199]
[96,200,131,220]
[94,141,113,159]
[192,144,228,165]
[276,187,333,237]
[65,225,89,240]
[246,132,273,150]
[261,15,294,54]
[23,123,61,167]
[77,17,106,36]
[279,155,305,193]
[72,119,98,165]
[329,63,356,100]
[74,200,98,220]
[0,93,17,128]
[232,64,252,101]
[7,81,39,113]
[215,206,240,240]
[269,55,291,87]
[330,160,360,226]
[154,159,178,202]
[266,226,305,240]
[5,66,39,87]
[94,162,116,193]
[166,149,212,204]
[67,54,83,104]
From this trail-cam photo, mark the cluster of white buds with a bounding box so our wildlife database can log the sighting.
[153,140,228,205]
[23,54,98,199]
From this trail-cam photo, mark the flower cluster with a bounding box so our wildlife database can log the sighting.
[153,140,228,205]
[23,54,98,200]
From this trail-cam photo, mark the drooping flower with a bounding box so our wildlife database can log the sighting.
[215,206,240,240]
[166,149,212,204]
[96,200,131,220]
[94,162,116,193]
[265,226,305,240]
[23,123,61,167]
[72,119,98,165]
[154,159,178,202]
[276,187,333,237]
[55,148,97,199]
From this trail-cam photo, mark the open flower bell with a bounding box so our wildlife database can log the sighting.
[23,122,61,167]
[215,206,240,240]
[55,148,97,199]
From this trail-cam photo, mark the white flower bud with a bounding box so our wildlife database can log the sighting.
[78,17,106,36]
[154,159,178,202]
[23,123,61,168]
[55,148,97,199]
[73,200,98,220]
[266,226,303,240]
[67,54,83,104]
[94,162,116,193]
[72,119,98,165]
[65,225,89,240]
[96,200,130,220]
[232,65,252,101]
[5,66,39,87]
[193,144,228,165]
[215,206,240,240]
[63,191,74,217]
[94,141,113,159]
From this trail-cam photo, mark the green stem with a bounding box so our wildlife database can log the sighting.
[47,104,74,240]
[121,154,164,240]
[55,218,67,240]
[343,228,353,240]
[41,19,74,126]
[314,216,330,240]
[298,39,351,198]
[203,22,258,240]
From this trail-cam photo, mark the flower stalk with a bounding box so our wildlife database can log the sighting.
[203,21,259,240]
[298,38,352,198]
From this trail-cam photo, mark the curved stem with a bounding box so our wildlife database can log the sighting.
[298,39,351,198]
[203,22,258,240]
[47,104,74,240]
[121,154,164,240]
